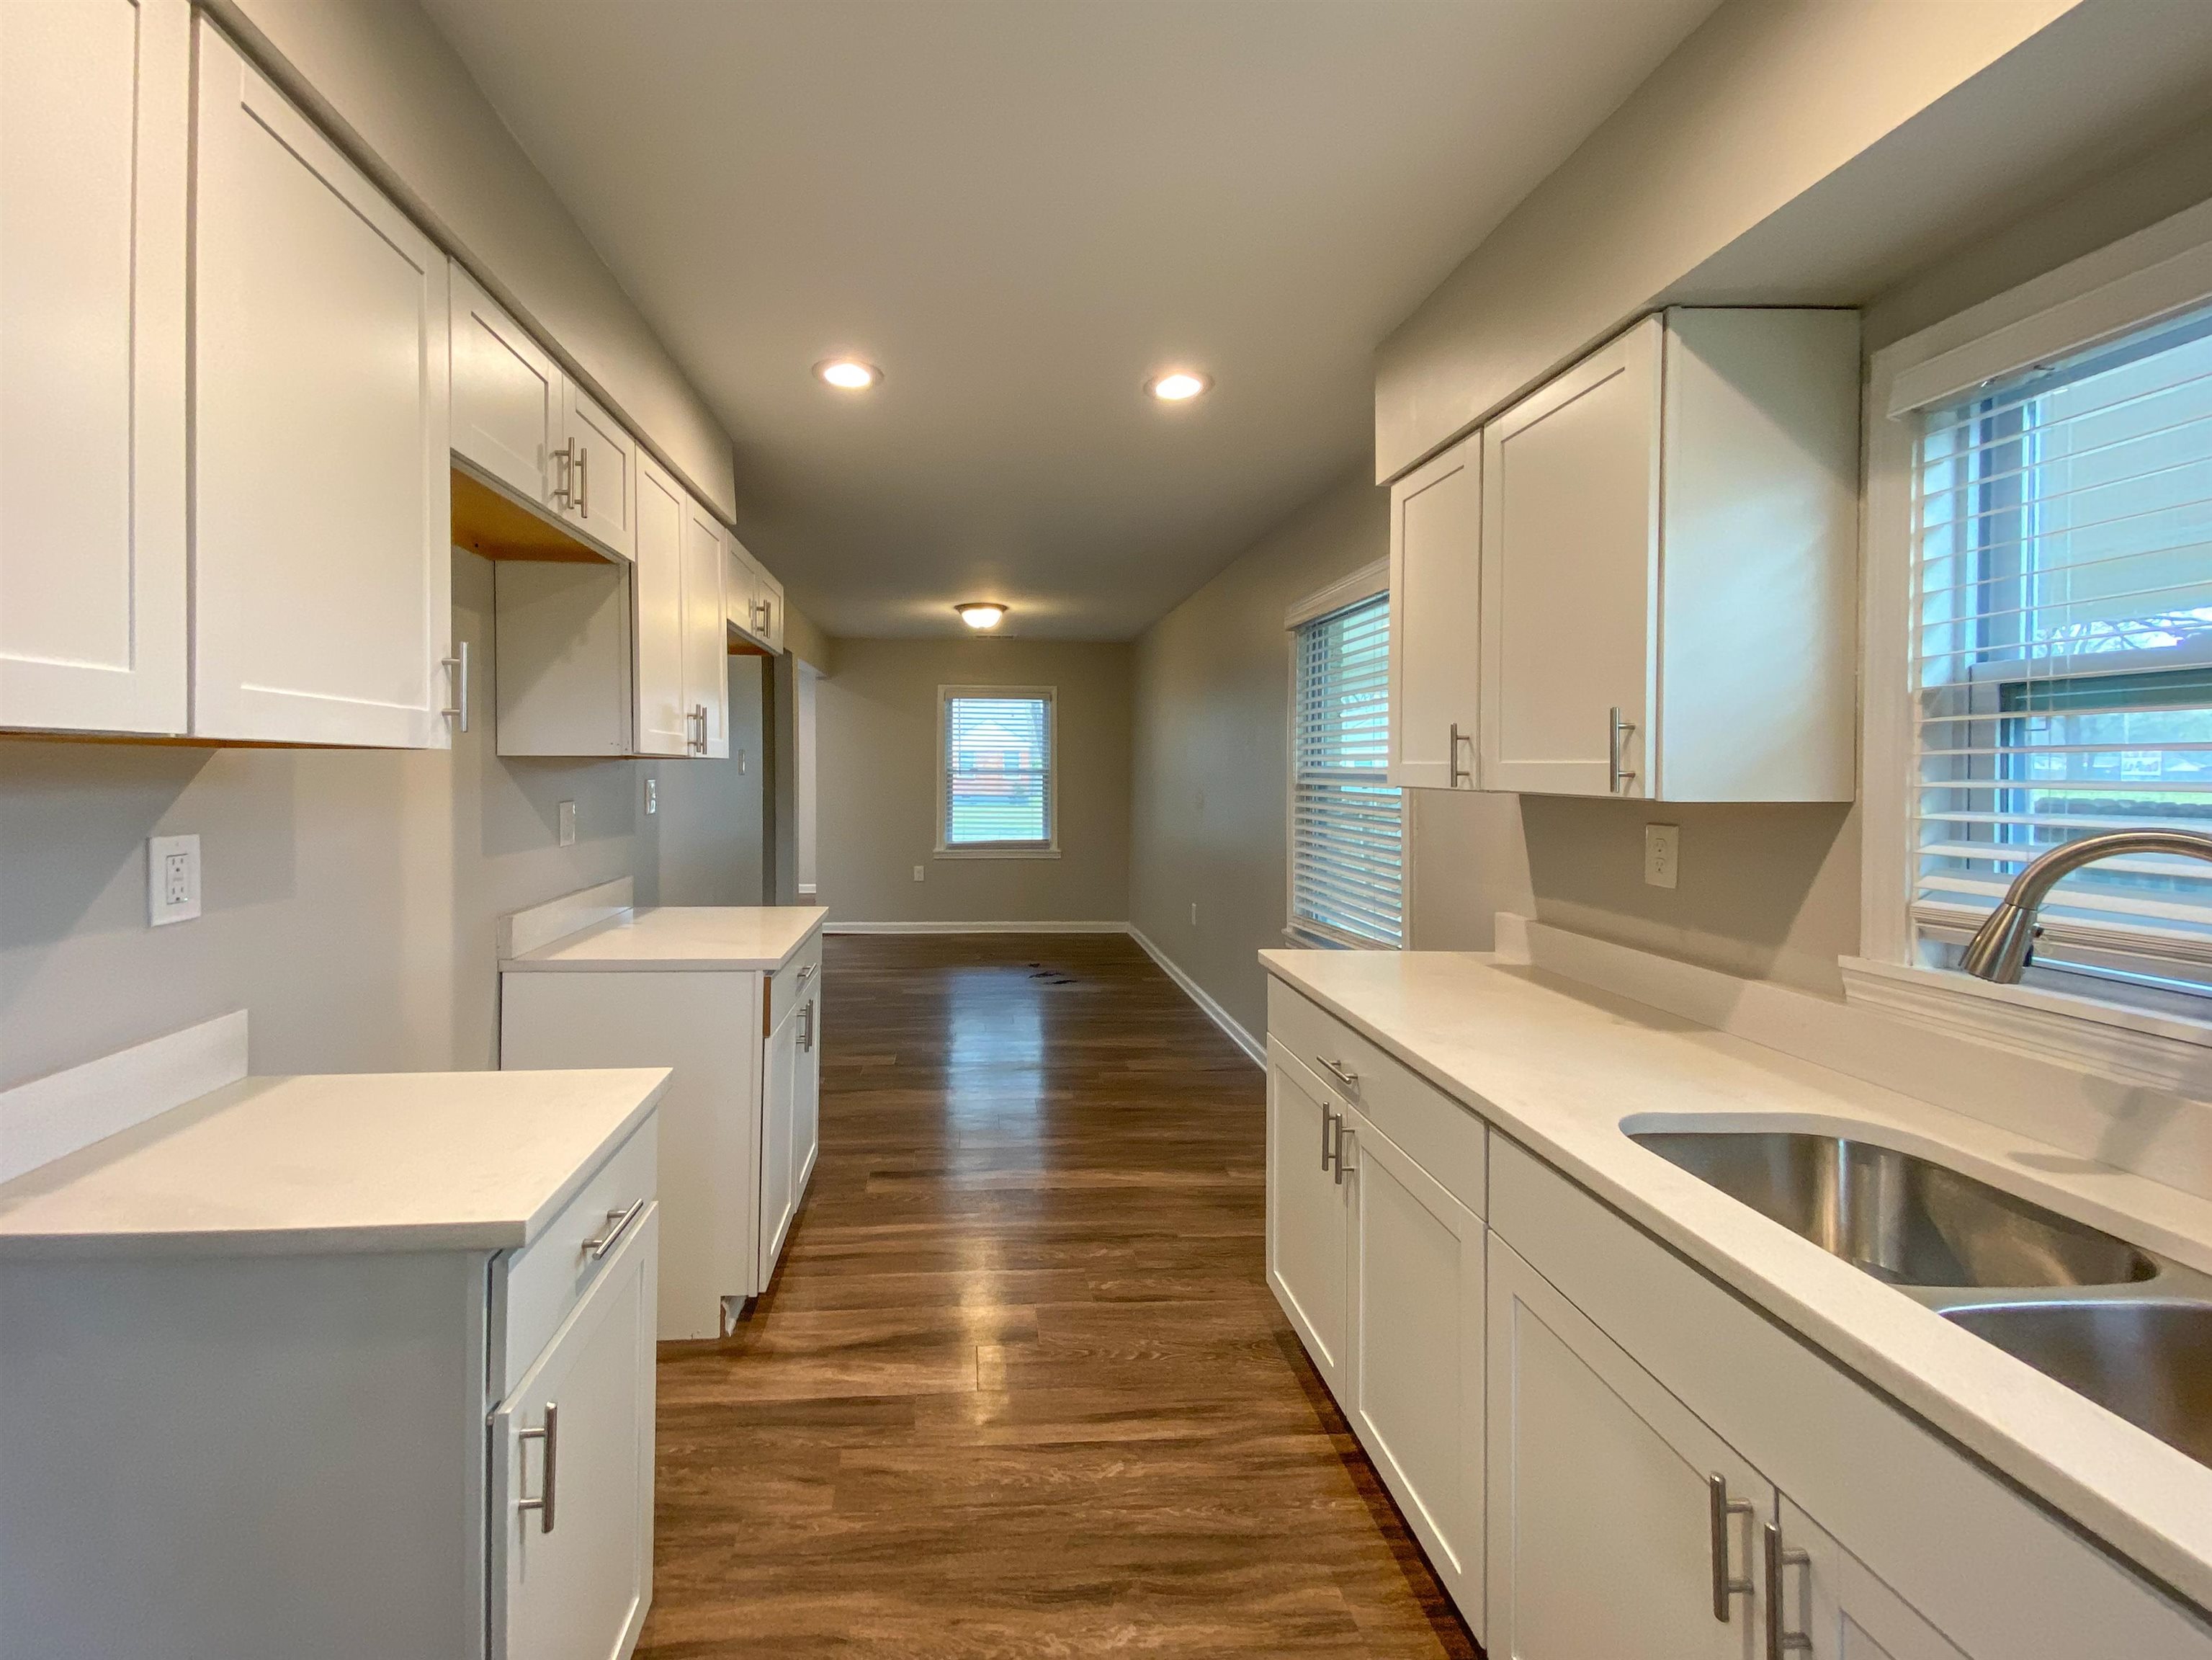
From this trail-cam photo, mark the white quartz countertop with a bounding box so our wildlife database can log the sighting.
[1261,947,2212,1615]
[502,905,827,973]
[0,1066,668,1259]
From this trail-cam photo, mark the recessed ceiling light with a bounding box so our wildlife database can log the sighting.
[815,357,880,391]
[956,602,1007,630]
[1146,370,1211,402]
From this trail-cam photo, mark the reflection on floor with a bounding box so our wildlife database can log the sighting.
[638,932,1478,1658]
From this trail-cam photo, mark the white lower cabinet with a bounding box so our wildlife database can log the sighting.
[1487,1234,1765,1660]
[1266,975,2212,1659]
[492,1203,658,1660]
[1341,1102,1485,1624]
[1266,1040,1351,1394]
[501,922,825,1338]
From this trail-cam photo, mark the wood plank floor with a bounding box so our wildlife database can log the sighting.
[637,932,1480,1658]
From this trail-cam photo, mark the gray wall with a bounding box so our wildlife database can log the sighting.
[0,552,761,1089]
[815,638,1132,924]
[1132,99,2212,1041]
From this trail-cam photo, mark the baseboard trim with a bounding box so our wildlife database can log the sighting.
[1127,927,1265,1068]
[823,920,1130,935]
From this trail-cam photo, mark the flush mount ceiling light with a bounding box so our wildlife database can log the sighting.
[955,602,1007,630]
[814,357,880,391]
[1145,370,1212,402]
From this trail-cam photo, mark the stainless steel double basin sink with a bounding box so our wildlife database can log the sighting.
[1629,1128,2212,1468]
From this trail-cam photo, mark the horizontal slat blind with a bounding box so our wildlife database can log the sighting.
[944,693,1052,846]
[1292,594,1402,947]
[1912,303,2212,983]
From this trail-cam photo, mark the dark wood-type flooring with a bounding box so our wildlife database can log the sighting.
[637,932,1479,1658]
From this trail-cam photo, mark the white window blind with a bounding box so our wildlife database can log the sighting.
[942,690,1054,848]
[1912,302,2212,1001]
[1291,594,1402,947]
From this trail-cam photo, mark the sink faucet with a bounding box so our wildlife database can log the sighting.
[1959,828,2212,982]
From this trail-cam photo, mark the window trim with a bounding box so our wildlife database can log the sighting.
[1861,195,2212,1056]
[1282,566,1410,950]
[935,684,1059,859]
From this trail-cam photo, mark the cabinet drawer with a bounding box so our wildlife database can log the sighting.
[767,928,823,1033]
[1267,978,1486,1218]
[496,1112,658,1396]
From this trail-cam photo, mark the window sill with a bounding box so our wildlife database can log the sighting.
[1837,955,2212,1094]
[934,846,1060,860]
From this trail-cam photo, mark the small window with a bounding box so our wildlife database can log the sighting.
[939,687,1055,854]
[1911,303,2212,1004]
[1291,594,1403,947]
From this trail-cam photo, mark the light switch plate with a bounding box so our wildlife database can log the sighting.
[913,865,925,883]
[558,800,577,847]
[148,834,201,927]
[1644,823,1680,890]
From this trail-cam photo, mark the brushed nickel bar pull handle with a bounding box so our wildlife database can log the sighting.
[581,1198,646,1260]
[1709,1474,1754,1621]
[1449,721,1472,787]
[800,999,815,1052]
[1320,1102,1333,1172]
[576,445,590,518]
[1317,1057,1358,1092]
[1332,1122,1351,1185]
[1764,1522,1811,1658]
[1609,706,1638,795]
[796,963,817,983]
[550,440,575,507]
[440,642,470,732]
[517,1402,558,1533]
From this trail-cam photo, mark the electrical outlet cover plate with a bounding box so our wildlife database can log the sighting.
[1644,823,1680,890]
[148,834,202,927]
[558,800,577,847]
[645,777,658,816]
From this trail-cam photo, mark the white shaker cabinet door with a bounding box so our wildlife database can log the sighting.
[1340,1107,1485,1633]
[560,381,636,562]
[491,1202,658,1660]
[794,989,822,1201]
[681,496,730,759]
[758,995,802,1286]
[451,261,562,509]
[192,22,452,748]
[1266,1041,1351,1395]
[1775,1496,1971,1660]
[1388,434,1480,790]
[632,455,689,757]
[0,0,189,735]
[1487,1235,1766,1660]
[1481,316,1660,798]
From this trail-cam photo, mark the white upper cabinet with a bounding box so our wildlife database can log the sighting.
[681,495,730,759]
[450,262,561,511]
[632,455,690,757]
[0,0,189,736]
[192,22,454,749]
[560,382,636,563]
[1479,309,1858,801]
[725,537,785,655]
[1388,433,1481,789]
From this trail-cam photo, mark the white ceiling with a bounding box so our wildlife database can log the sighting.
[421,0,1720,639]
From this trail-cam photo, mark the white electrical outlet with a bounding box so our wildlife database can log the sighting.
[1644,823,1680,890]
[644,777,658,816]
[1190,901,1199,926]
[558,800,577,847]
[738,749,748,775]
[148,834,202,927]
[913,865,925,883]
